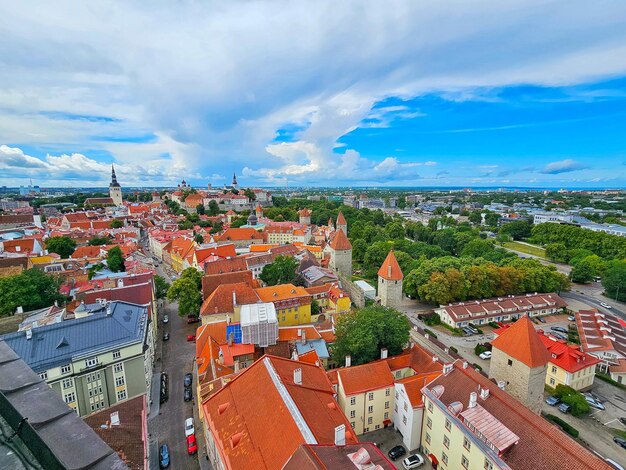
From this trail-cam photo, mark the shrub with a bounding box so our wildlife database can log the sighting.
[472,363,483,371]
[488,321,500,329]
[474,344,488,356]
[423,328,438,339]
[554,384,590,417]
[424,313,442,326]
[448,346,458,354]
[544,414,579,437]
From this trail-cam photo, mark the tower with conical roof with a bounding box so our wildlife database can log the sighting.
[232,172,238,190]
[325,229,352,277]
[109,165,123,206]
[298,208,311,225]
[377,251,404,308]
[336,211,347,235]
[489,316,550,413]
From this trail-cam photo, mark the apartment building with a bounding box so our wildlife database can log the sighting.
[255,284,312,326]
[2,301,154,417]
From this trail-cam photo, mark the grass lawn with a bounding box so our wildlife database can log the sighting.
[0,315,24,335]
[503,241,546,258]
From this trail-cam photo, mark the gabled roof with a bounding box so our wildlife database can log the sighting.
[336,212,346,226]
[536,331,600,373]
[200,283,260,316]
[202,270,254,300]
[337,360,394,396]
[215,228,263,242]
[491,316,550,368]
[256,284,311,303]
[328,229,351,251]
[397,372,441,408]
[377,250,403,281]
[203,257,248,275]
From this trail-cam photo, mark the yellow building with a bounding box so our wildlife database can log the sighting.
[168,236,196,273]
[255,284,312,326]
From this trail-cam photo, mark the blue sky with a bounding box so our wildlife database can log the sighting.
[1,1,626,188]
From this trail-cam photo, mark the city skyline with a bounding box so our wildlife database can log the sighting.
[1,2,626,188]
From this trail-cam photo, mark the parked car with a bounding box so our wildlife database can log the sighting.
[551,326,568,333]
[187,434,198,455]
[388,445,406,460]
[558,403,572,413]
[185,417,194,437]
[163,332,170,341]
[552,332,568,341]
[402,453,425,469]
[600,302,612,309]
[462,327,474,336]
[184,373,193,387]
[479,351,492,360]
[614,437,626,449]
[585,395,605,410]
[568,316,576,322]
[537,316,546,323]
[545,396,560,406]
[160,373,168,404]
[184,387,192,402]
[467,325,479,334]
[159,444,170,468]
[187,315,200,324]
[187,334,196,342]
[163,315,169,324]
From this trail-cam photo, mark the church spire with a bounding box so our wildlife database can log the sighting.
[110,165,120,188]
[232,172,238,185]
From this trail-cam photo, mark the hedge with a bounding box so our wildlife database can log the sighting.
[424,328,438,339]
[544,414,579,438]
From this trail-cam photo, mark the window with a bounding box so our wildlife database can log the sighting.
[114,363,123,373]
[39,372,48,380]
[363,428,369,433]
[350,410,355,418]
[395,391,399,399]
[85,357,98,368]
[62,378,72,389]
[350,422,355,428]
[507,359,513,366]
[112,350,121,359]
[394,404,398,412]
[462,455,469,469]
[350,397,356,406]
[426,417,432,429]
[552,366,557,373]
[463,437,471,451]
[385,401,390,409]
[368,405,373,413]
[402,416,407,425]
[385,388,390,396]
[484,458,493,470]
[61,365,71,374]
[384,412,389,419]
[64,392,76,403]
[368,417,373,424]
[428,401,433,412]
[549,377,555,386]
[115,376,125,387]
[117,390,127,401]
[425,433,431,444]
[445,418,451,431]
[375,424,380,430]
[443,435,450,448]
[442,452,448,465]
[368,392,374,401]
[403,403,408,412]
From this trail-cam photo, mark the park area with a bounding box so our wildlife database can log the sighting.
[503,240,546,258]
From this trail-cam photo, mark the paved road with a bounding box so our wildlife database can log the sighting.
[562,291,626,321]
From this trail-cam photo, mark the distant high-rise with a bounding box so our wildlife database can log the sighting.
[109,165,123,206]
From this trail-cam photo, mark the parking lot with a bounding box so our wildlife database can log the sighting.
[360,427,434,469]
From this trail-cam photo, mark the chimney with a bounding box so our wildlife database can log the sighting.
[443,363,453,374]
[117,279,124,288]
[302,330,306,345]
[106,305,112,316]
[498,380,506,390]
[228,332,234,346]
[293,367,302,385]
[234,361,240,373]
[232,291,237,307]
[334,424,346,446]
[462,361,468,369]
[480,387,490,400]
[26,329,32,340]
[16,306,23,315]
[345,355,351,368]
[469,392,477,408]
[380,348,388,359]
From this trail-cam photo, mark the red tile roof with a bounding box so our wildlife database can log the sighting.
[202,270,254,300]
[491,316,550,368]
[256,284,311,303]
[284,443,395,470]
[328,229,352,251]
[298,349,321,366]
[377,250,403,281]
[337,360,394,396]
[219,343,255,366]
[336,212,346,226]
[194,244,237,265]
[215,228,264,242]
[203,257,248,275]
[200,283,260,316]
[537,331,600,373]
[397,372,441,408]
[202,355,357,470]
[278,326,322,342]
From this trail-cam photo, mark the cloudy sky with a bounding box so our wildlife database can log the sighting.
[1,1,626,188]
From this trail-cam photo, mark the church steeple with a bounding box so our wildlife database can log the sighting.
[110,165,120,188]
[232,172,239,189]
[109,164,123,206]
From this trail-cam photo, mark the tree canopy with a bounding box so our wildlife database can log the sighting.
[106,246,126,272]
[332,305,411,366]
[154,275,170,299]
[0,269,66,317]
[87,236,111,246]
[259,255,300,286]
[167,268,203,317]
[45,236,76,258]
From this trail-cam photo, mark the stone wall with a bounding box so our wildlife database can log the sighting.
[337,272,365,309]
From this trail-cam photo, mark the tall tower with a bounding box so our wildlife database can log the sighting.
[325,229,352,277]
[489,316,550,413]
[109,165,123,206]
[378,251,404,308]
[232,172,239,190]
[336,211,347,236]
[298,208,311,225]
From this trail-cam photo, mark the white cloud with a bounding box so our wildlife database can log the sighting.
[1,1,626,185]
[541,159,588,174]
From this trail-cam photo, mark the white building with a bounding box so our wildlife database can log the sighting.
[240,302,278,348]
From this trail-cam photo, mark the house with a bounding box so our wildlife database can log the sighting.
[214,227,264,248]
[202,270,254,300]
[576,309,626,377]
[202,355,358,470]
[284,443,395,470]
[255,284,312,326]
[420,361,613,470]
[2,301,154,417]
[200,282,260,324]
[435,293,567,329]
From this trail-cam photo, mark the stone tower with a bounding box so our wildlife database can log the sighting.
[378,251,404,308]
[298,208,311,225]
[336,211,347,236]
[256,203,264,219]
[109,165,123,206]
[489,316,550,413]
[325,229,352,277]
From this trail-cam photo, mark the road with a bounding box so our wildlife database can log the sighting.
[562,291,626,321]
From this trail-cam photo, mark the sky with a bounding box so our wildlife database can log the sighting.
[1,1,626,189]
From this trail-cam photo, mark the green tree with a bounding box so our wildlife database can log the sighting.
[484,212,500,227]
[311,299,321,316]
[461,238,494,258]
[167,268,203,317]
[419,268,467,305]
[352,239,368,264]
[244,188,256,200]
[331,305,410,365]
[196,204,206,215]
[385,222,405,240]
[154,275,170,299]
[208,200,220,216]
[0,269,66,317]
[602,259,626,301]
[110,219,123,229]
[554,384,590,417]
[88,236,111,246]
[259,256,299,286]
[194,233,205,244]
[230,216,247,228]
[570,258,595,284]
[106,246,126,272]
[45,236,76,258]
[499,220,532,240]
[468,211,482,225]
[545,243,569,263]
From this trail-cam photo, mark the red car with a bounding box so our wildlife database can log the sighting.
[187,434,197,455]
[187,335,196,342]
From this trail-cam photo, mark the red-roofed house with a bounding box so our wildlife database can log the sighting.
[200,283,260,324]
[576,309,626,378]
[214,228,264,248]
[202,355,358,470]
